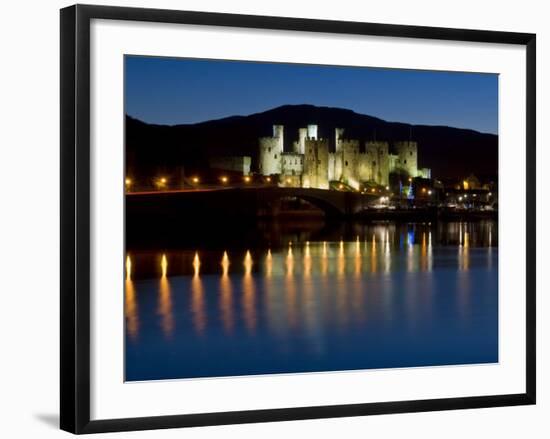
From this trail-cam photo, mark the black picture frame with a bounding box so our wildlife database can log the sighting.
[60,4,536,434]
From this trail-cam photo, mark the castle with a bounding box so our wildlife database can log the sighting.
[258,125,431,190]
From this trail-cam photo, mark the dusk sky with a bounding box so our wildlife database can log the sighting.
[125,56,498,135]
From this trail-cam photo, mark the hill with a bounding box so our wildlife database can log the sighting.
[126,104,498,180]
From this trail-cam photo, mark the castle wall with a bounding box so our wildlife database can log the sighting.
[303,139,329,189]
[329,150,342,183]
[388,154,398,173]
[281,152,304,176]
[209,156,251,175]
[281,174,301,188]
[377,142,390,186]
[328,153,336,182]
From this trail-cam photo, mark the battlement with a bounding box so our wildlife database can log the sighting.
[366,141,389,153]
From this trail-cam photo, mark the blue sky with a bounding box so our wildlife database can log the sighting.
[125,56,498,134]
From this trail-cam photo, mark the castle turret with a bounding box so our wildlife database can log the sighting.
[293,127,307,154]
[335,128,345,153]
[273,125,284,149]
[297,128,307,154]
[307,124,318,140]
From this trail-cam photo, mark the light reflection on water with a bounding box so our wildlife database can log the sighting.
[158,255,174,339]
[125,221,498,381]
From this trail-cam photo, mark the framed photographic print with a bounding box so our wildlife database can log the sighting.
[60,4,536,434]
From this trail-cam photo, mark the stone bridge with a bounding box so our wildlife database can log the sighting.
[255,186,376,216]
[126,186,379,218]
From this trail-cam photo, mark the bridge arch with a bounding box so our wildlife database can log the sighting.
[255,187,371,217]
[284,193,345,217]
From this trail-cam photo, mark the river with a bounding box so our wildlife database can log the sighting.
[125,220,498,381]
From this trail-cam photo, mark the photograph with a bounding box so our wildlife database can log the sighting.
[123,56,499,382]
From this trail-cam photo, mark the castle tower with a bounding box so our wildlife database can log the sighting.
[374,142,389,185]
[258,125,284,176]
[363,141,389,185]
[273,125,284,150]
[307,124,318,140]
[303,138,329,189]
[394,141,418,178]
[330,128,346,182]
[340,138,361,189]
[296,127,307,154]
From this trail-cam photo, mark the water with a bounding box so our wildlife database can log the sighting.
[125,220,498,381]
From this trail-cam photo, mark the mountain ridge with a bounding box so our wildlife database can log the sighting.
[126,104,498,180]
[133,104,495,136]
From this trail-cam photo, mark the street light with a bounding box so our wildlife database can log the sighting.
[244,176,251,183]
[220,176,228,183]
[125,177,132,186]
[192,177,199,184]
[156,177,167,189]
[339,184,344,190]
[266,176,271,183]
[428,190,432,195]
